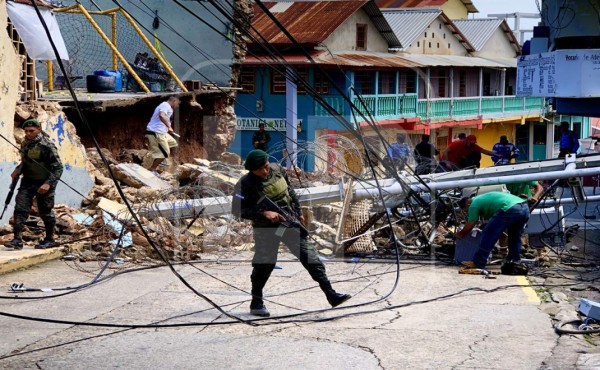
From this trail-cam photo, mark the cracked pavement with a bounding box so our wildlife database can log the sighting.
[0,254,557,369]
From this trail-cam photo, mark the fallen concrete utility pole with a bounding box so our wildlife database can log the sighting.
[137,156,600,220]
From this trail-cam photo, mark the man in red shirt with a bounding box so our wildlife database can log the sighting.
[441,135,498,169]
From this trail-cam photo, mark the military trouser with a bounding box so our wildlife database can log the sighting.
[250,223,335,306]
[13,180,56,240]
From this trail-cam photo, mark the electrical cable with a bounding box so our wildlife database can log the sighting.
[31,0,251,325]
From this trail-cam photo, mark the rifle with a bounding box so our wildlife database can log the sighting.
[1,175,20,220]
[257,195,309,236]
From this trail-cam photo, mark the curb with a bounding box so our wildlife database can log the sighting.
[0,243,85,275]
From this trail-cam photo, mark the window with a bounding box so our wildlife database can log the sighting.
[270,68,308,94]
[417,41,420,47]
[314,70,330,95]
[404,71,416,93]
[437,69,447,98]
[443,33,446,39]
[459,70,467,97]
[424,32,427,37]
[439,23,442,29]
[429,42,432,48]
[355,71,375,94]
[239,68,256,94]
[356,24,367,50]
[378,71,396,94]
[432,33,435,38]
[448,43,451,49]
[437,42,440,48]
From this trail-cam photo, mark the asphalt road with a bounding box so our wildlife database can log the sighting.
[0,254,557,369]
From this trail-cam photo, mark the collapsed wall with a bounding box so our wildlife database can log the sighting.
[0,0,24,226]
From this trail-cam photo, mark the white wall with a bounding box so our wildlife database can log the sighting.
[474,28,518,58]
[403,18,469,56]
[322,9,389,52]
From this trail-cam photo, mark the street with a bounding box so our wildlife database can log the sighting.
[0,254,557,369]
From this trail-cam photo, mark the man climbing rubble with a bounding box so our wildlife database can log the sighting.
[145,96,180,175]
[232,149,351,317]
[4,119,63,250]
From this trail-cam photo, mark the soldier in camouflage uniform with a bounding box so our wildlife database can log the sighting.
[4,119,63,250]
[232,149,350,317]
[252,123,271,151]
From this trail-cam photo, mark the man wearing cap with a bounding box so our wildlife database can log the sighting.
[387,133,411,171]
[146,96,180,174]
[441,134,498,169]
[456,192,530,275]
[232,149,351,317]
[4,119,63,250]
[492,135,519,165]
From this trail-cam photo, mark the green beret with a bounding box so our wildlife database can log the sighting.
[22,119,41,128]
[244,149,269,171]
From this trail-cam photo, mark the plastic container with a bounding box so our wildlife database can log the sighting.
[94,70,123,92]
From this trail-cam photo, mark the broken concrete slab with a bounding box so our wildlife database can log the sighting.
[111,163,172,190]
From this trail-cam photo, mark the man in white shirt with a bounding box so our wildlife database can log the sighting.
[145,96,180,173]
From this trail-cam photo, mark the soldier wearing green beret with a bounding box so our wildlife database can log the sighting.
[232,150,351,317]
[4,119,63,250]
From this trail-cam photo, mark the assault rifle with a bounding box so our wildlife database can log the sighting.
[1,175,20,220]
[257,195,309,236]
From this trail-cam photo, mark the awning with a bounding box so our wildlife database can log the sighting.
[7,1,69,60]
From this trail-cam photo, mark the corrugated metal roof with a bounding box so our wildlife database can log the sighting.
[244,50,516,69]
[383,9,441,51]
[375,0,478,13]
[250,1,401,49]
[251,1,367,47]
[452,18,503,51]
[395,53,517,68]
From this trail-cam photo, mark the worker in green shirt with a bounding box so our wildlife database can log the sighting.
[456,192,529,275]
[506,181,543,204]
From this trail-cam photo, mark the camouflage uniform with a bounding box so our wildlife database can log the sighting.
[12,133,63,243]
[232,163,345,311]
[252,130,271,151]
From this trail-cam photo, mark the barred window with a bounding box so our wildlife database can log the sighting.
[239,68,256,93]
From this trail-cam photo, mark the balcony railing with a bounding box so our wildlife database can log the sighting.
[314,94,544,121]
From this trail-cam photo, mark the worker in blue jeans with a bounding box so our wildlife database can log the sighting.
[456,192,530,275]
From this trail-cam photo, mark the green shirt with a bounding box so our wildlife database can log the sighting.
[467,192,525,222]
[506,181,537,198]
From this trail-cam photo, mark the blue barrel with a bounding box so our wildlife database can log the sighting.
[94,70,123,92]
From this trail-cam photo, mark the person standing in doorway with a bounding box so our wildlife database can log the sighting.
[252,123,271,151]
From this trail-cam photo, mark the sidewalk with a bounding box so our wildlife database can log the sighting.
[0,242,82,275]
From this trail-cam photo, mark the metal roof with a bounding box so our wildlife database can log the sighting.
[375,0,478,13]
[383,9,441,51]
[243,50,516,69]
[452,18,503,51]
[452,18,521,54]
[250,1,401,49]
[395,53,517,68]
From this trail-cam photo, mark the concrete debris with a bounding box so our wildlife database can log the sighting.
[111,163,172,190]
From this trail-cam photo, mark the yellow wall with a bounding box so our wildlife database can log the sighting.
[475,121,517,168]
[441,0,469,20]
[0,1,21,163]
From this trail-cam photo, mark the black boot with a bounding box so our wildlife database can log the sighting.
[249,266,272,317]
[4,238,23,250]
[6,225,24,250]
[320,281,352,308]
